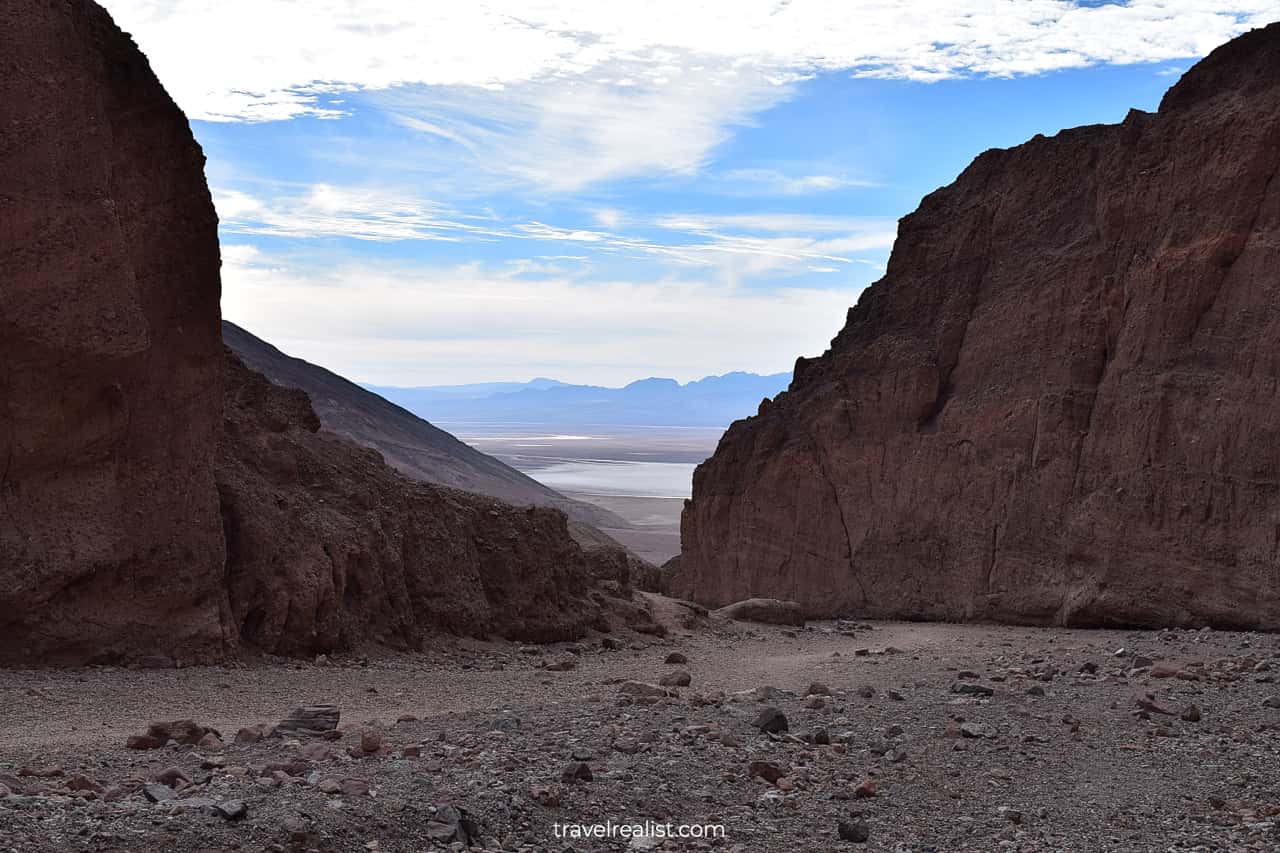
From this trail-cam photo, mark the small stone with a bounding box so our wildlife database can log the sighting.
[401,745,421,758]
[529,784,561,807]
[146,720,212,745]
[359,728,383,754]
[856,685,875,698]
[66,775,104,794]
[1000,806,1023,824]
[806,682,831,696]
[277,704,340,735]
[618,681,672,698]
[612,737,641,755]
[1181,704,1202,722]
[151,767,190,788]
[340,778,370,797]
[235,724,270,744]
[951,682,994,697]
[659,670,692,687]
[838,819,870,843]
[753,707,789,734]
[197,732,223,750]
[317,778,342,795]
[143,784,175,803]
[1026,685,1045,697]
[560,762,593,784]
[853,779,878,799]
[215,800,248,821]
[17,766,63,778]
[664,652,689,665]
[960,722,996,739]
[126,734,164,750]
[543,654,577,671]
[748,761,786,784]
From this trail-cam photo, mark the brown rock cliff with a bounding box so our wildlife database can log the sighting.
[0,0,229,664]
[674,24,1280,629]
[0,0,639,664]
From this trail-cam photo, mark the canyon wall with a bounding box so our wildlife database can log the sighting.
[0,0,230,664]
[674,24,1280,629]
[0,0,622,665]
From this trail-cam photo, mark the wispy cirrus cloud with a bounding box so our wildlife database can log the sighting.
[717,169,877,195]
[213,184,895,276]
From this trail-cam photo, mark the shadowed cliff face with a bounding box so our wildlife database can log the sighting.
[674,24,1280,629]
[0,0,634,665]
[0,0,229,664]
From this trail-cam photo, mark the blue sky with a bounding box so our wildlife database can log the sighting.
[103,1,1277,385]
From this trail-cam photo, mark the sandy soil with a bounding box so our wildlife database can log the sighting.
[2,603,1279,852]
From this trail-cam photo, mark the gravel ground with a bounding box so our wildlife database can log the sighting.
[3,599,1280,852]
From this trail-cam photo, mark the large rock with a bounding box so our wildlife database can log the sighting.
[217,351,602,653]
[0,0,228,664]
[674,24,1280,629]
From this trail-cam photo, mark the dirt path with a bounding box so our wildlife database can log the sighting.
[2,605,1279,852]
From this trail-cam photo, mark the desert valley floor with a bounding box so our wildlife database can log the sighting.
[2,596,1279,852]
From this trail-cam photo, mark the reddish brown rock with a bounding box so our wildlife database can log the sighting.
[674,24,1280,630]
[216,351,603,653]
[0,0,228,666]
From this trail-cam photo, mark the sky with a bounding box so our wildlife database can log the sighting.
[102,1,1279,386]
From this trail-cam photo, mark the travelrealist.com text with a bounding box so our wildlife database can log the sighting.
[552,820,727,840]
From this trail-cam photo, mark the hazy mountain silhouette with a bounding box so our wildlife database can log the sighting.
[367,372,792,428]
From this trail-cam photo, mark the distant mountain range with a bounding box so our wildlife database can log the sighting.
[367,372,793,428]
[222,321,629,546]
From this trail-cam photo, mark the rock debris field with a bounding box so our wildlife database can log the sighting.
[3,601,1280,852]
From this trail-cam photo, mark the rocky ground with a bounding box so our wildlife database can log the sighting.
[3,597,1280,853]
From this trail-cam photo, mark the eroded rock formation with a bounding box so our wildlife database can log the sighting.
[218,351,603,654]
[0,0,638,665]
[675,24,1280,629]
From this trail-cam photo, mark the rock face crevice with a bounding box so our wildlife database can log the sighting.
[674,24,1280,629]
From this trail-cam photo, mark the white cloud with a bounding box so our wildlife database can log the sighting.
[212,184,895,276]
[103,1,1278,191]
[220,246,861,385]
[719,168,876,194]
[214,185,477,242]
